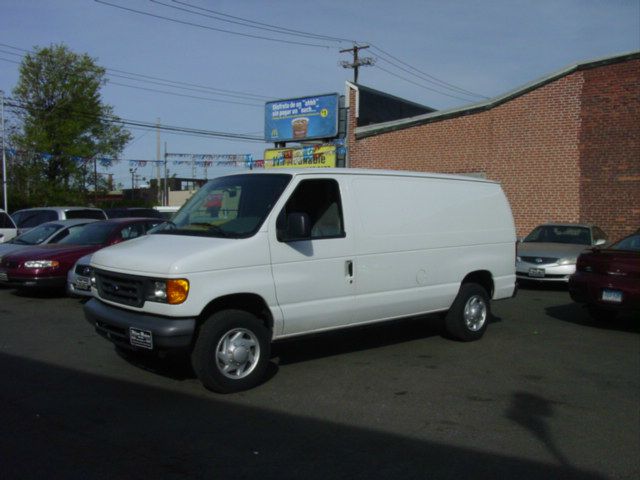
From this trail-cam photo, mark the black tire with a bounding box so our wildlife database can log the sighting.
[445,283,490,341]
[191,309,271,393]
[587,305,618,322]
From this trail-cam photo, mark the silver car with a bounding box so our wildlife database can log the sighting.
[67,253,94,297]
[11,206,107,235]
[516,224,608,283]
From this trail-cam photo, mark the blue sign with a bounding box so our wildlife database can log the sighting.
[265,93,339,143]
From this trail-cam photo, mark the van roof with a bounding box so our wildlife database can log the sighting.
[222,168,498,184]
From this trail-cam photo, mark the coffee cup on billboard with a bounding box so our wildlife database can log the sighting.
[292,117,309,139]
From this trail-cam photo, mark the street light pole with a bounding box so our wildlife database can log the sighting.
[129,167,137,200]
[1,90,7,212]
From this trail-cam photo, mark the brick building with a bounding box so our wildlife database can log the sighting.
[346,51,640,240]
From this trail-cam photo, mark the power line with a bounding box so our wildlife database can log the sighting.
[369,44,488,99]
[105,68,273,101]
[142,2,486,99]
[167,0,354,43]
[5,97,265,142]
[107,81,263,107]
[94,0,333,49]
[0,43,276,102]
[373,65,480,102]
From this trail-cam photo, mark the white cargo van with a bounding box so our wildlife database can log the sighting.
[85,169,516,392]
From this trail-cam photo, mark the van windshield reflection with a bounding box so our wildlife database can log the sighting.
[151,174,291,239]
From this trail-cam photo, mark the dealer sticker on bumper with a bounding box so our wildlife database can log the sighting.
[601,289,623,303]
[129,328,153,349]
[528,268,545,278]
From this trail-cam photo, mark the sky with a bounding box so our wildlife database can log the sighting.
[1,0,639,190]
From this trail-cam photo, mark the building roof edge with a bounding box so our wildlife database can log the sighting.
[355,50,640,139]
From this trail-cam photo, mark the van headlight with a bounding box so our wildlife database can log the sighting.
[145,279,189,304]
[557,258,573,265]
[24,260,60,269]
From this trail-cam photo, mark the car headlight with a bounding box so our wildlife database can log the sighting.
[24,260,60,269]
[557,258,574,265]
[145,278,189,305]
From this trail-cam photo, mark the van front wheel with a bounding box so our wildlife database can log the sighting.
[445,283,490,341]
[192,310,271,393]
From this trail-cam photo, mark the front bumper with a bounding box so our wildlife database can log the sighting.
[516,262,575,283]
[84,298,197,351]
[0,270,67,288]
[66,271,93,297]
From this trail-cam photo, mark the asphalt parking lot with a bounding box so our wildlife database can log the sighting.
[0,285,638,480]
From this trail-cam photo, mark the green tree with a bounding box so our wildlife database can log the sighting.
[10,43,131,207]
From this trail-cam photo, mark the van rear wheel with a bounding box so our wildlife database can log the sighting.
[445,283,490,341]
[191,309,271,393]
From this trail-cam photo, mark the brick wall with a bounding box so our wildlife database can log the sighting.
[579,60,640,240]
[347,57,640,240]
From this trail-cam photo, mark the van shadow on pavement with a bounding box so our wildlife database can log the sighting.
[0,352,607,480]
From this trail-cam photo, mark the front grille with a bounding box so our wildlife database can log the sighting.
[95,269,146,307]
[520,256,558,265]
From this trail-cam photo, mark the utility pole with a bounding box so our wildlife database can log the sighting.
[129,167,138,200]
[156,118,161,205]
[163,142,168,206]
[339,44,375,83]
[1,90,7,212]
[93,156,98,205]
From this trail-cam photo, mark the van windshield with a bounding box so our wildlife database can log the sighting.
[152,174,291,239]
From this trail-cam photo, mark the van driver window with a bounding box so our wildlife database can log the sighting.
[280,179,345,239]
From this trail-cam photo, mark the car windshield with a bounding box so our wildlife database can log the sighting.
[610,233,640,252]
[11,223,63,245]
[58,222,117,245]
[524,226,592,245]
[152,174,291,239]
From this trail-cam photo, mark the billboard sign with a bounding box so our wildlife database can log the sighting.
[264,93,339,143]
[264,144,337,169]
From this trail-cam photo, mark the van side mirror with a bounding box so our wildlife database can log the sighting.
[594,238,606,246]
[278,212,311,241]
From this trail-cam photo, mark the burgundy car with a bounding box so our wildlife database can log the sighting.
[0,218,162,290]
[569,232,640,320]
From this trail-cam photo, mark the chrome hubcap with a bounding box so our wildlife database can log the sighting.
[463,295,487,331]
[216,328,260,379]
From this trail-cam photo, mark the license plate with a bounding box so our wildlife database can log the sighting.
[601,289,623,303]
[0,272,7,282]
[129,328,153,349]
[74,277,91,291]
[528,268,545,278]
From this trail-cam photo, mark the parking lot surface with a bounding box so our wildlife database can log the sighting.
[0,285,638,479]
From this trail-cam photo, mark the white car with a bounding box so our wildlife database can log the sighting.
[67,253,94,297]
[0,209,17,243]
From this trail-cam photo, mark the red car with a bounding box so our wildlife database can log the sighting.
[569,232,640,320]
[0,218,162,290]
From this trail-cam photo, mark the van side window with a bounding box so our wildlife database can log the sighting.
[279,179,345,240]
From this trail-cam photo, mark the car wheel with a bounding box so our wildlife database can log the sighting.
[191,309,271,393]
[587,305,618,322]
[445,283,490,341]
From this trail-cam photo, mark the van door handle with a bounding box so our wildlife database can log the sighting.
[346,260,354,284]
